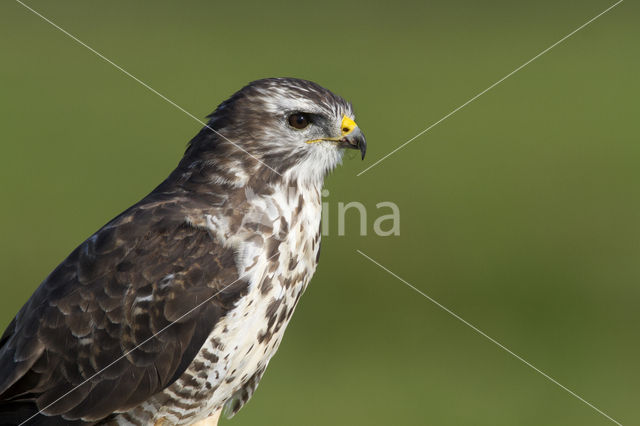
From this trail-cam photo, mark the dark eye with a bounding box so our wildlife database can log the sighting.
[288,113,311,129]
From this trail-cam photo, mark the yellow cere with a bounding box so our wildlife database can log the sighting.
[340,115,357,136]
[306,115,358,144]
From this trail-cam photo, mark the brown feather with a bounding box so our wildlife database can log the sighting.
[0,194,245,423]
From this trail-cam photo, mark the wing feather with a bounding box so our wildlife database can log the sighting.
[0,195,244,423]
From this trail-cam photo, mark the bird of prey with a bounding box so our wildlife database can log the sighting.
[0,78,366,425]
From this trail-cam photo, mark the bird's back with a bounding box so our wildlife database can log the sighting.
[0,192,245,424]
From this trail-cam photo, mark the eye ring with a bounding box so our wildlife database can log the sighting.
[288,113,311,129]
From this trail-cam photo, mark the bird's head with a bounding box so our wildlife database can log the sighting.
[184,78,366,188]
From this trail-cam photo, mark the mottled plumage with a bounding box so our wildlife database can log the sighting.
[0,78,365,425]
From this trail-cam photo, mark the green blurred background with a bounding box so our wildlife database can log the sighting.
[1,1,638,424]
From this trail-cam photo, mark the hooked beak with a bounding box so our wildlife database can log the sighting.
[305,115,367,160]
[338,115,367,160]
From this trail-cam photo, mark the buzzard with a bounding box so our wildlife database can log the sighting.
[0,78,366,425]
